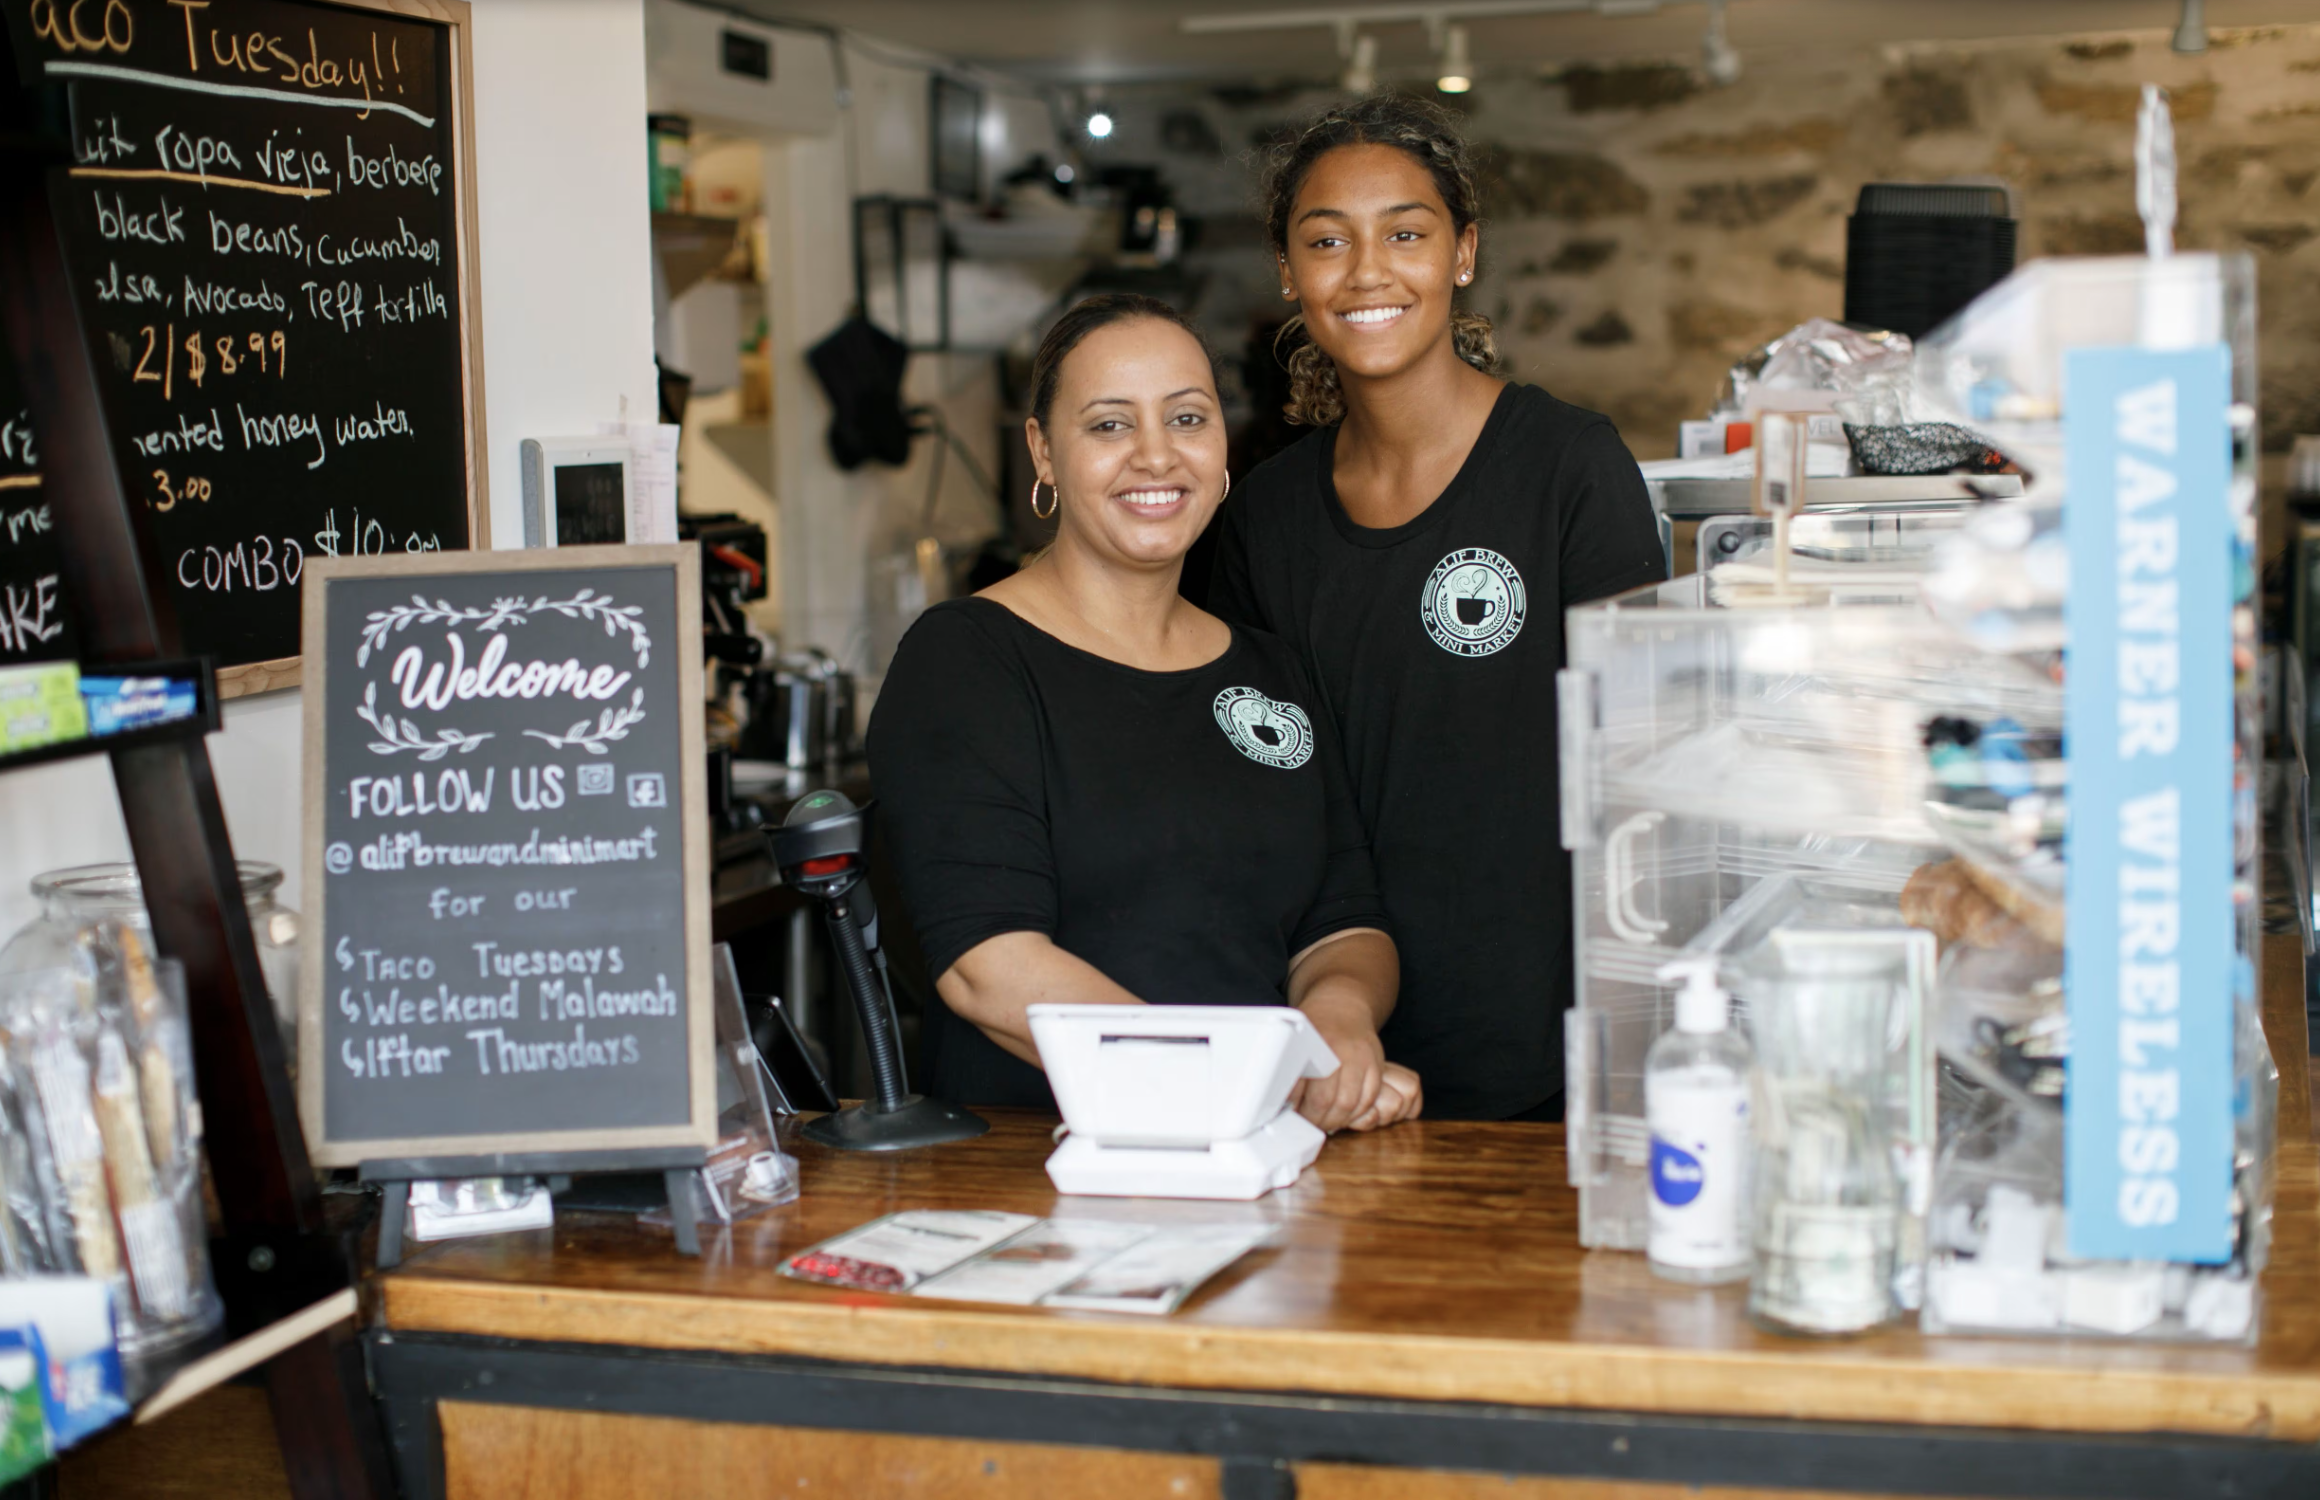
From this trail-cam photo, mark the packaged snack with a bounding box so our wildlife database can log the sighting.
[77,676,197,737]
[0,662,87,753]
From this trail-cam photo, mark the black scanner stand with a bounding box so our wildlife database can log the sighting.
[769,791,987,1150]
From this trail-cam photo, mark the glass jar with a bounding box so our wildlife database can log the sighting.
[0,862,300,1053]
[1742,934,1905,1336]
[0,889,231,1389]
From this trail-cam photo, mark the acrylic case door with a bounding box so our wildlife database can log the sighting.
[1560,577,1981,1251]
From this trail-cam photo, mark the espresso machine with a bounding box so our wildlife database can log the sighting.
[683,512,861,774]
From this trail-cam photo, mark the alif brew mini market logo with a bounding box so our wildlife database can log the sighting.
[1213,687,1314,770]
[1421,547,1527,657]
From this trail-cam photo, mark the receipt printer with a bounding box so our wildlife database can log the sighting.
[1027,1005,1338,1200]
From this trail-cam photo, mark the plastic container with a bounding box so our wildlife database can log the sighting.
[1744,934,1911,1335]
[1560,569,2037,1253]
[0,952,221,1393]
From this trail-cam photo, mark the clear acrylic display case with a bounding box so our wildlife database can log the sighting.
[1559,572,2047,1253]
[1563,251,2276,1342]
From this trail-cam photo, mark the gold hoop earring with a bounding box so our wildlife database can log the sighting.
[1031,479,1057,521]
[1221,470,1231,504]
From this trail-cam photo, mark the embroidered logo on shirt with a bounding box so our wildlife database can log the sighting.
[1421,547,1528,657]
[1213,687,1314,770]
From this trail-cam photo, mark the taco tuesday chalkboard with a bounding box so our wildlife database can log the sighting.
[1,0,485,695]
[297,546,712,1168]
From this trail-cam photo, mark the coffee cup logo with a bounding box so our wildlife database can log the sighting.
[1421,547,1527,657]
[1212,687,1314,770]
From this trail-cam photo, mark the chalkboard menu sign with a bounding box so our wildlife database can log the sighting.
[0,361,73,666]
[297,546,712,1168]
[2,0,483,695]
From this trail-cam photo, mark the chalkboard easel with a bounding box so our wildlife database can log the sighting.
[299,547,717,1267]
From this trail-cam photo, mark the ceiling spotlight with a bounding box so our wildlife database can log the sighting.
[1086,110,1114,139]
[1344,33,1379,93]
[1701,0,1740,85]
[1436,23,1473,94]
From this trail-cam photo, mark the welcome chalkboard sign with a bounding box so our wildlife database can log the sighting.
[2,0,484,695]
[297,547,712,1169]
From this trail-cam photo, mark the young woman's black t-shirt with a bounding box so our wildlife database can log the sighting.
[1207,383,1666,1120]
[867,597,1387,1109]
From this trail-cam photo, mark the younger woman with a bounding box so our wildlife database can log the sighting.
[1209,98,1666,1121]
[870,295,1420,1132]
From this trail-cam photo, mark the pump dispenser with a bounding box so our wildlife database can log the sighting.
[1670,959,1728,1035]
[1645,959,1755,1284]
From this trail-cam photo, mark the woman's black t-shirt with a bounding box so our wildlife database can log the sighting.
[867,597,1387,1109]
[1206,383,1666,1120]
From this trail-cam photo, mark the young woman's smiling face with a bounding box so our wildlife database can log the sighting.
[1029,316,1227,570]
[1280,143,1477,386]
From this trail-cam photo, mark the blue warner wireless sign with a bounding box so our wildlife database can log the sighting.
[2062,344,2234,1264]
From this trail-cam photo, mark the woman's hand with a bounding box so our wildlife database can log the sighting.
[1285,927,1399,1134]
[1292,991,1388,1132]
[1348,1063,1422,1132]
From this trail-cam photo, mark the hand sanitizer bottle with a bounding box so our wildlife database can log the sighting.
[1646,959,1753,1285]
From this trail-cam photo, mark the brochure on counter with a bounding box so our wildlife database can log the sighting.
[780,1210,1272,1315]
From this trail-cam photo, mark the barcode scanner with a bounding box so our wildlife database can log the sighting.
[769,790,987,1150]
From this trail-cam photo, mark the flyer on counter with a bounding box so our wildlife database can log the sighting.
[913,1219,1156,1306]
[780,1211,1273,1314]
[781,1211,1038,1293]
[1038,1224,1276,1316]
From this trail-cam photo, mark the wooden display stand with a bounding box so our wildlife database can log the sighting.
[0,100,393,1500]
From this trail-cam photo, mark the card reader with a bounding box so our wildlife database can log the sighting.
[1028,1004,1338,1200]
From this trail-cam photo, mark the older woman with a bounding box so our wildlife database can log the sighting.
[869,294,1419,1132]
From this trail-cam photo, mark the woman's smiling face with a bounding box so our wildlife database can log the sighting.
[1030,316,1227,570]
[1279,142,1477,386]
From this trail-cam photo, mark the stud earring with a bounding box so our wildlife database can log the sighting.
[1282,287,1295,299]
[1031,480,1056,520]
[1458,271,1471,284]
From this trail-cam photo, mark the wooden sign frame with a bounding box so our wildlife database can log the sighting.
[9,0,490,699]
[295,544,711,1168]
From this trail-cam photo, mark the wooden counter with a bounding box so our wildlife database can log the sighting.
[372,1118,2320,1497]
[363,933,2318,1498]
[378,1112,2319,1436]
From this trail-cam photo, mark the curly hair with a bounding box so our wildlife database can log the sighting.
[1262,95,1498,427]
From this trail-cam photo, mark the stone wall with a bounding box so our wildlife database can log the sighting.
[1097,23,2320,460]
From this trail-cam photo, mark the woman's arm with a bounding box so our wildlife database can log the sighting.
[1286,927,1400,1131]
[935,931,1145,1068]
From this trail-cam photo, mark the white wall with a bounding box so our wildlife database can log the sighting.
[470,0,662,546]
[755,43,1061,678]
[0,0,658,937]
[644,1,839,137]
